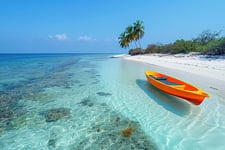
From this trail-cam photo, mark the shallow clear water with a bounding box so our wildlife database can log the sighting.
[0,54,224,150]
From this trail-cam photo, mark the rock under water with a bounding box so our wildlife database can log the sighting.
[96,92,112,96]
[44,108,71,122]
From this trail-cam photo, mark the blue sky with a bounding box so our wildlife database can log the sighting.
[0,0,225,53]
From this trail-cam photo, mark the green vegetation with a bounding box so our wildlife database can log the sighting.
[119,26,225,55]
[145,30,225,55]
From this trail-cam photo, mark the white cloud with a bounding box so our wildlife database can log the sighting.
[49,33,68,41]
[78,35,96,41]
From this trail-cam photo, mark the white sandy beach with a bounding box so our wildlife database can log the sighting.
[124,54,225,82]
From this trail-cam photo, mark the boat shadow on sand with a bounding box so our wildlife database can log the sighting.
[136,79,191,117]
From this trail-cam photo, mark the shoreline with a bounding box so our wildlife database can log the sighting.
[123,54,225,82]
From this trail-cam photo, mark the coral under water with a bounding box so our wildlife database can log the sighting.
[122,128,134,137]
[44,108,71,122]
[67,97,158,150]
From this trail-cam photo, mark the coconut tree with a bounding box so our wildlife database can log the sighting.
[118,32,130,48]
[118,20,144,50]
[133,20,144,48]
[125,25,137,48]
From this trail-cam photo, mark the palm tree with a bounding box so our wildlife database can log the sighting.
[118,32,130,48]
[118,20,144,50]
[125,25,137,48]
[133,20,144,48]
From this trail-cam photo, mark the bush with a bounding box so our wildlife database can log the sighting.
[203,38,225,55]
[143,30,224,55]
[193,30,221,45]
[129,48,144,55]
[171,40,196,54]
[144,38,225,55]
[145,44,160,53]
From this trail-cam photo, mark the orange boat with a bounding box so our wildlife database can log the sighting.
[145,70,210,105]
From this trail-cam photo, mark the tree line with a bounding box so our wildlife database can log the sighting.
[145,30,225,55]
[118,24,225,55]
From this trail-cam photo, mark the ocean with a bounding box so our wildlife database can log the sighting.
[0,54,224,150]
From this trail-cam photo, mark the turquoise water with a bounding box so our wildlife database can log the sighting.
[0,54,224,150]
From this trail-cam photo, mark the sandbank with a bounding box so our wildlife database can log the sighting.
[124,54,225,82]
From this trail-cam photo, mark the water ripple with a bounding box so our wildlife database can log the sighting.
[136,79,191,116]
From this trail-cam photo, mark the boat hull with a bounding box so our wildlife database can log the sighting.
[145,70,210,105]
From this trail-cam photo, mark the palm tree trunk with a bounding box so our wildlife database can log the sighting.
[135,41,138,48]
[138,40,142,49]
